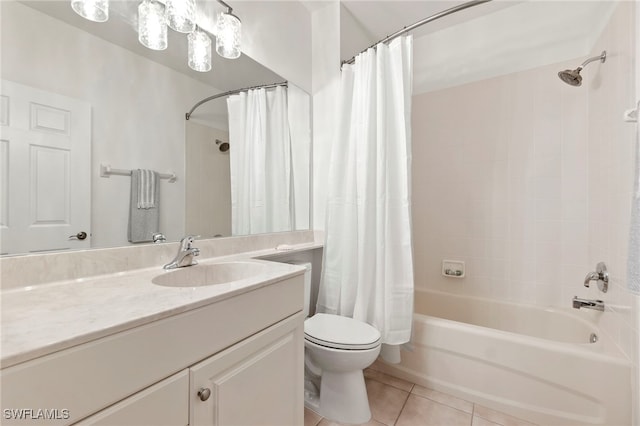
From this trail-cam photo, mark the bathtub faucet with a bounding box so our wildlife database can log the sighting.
[572,296,604,312]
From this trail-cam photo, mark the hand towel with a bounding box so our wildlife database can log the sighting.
[137,169,157,209]
[128,169,160,243]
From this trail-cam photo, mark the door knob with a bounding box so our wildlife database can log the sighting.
[69,231,87,240]
[197,387,211,401]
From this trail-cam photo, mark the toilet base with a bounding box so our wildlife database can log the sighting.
[308,370,372,425]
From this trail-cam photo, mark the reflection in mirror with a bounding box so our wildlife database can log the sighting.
[0,0,311,256]
[186,82,311,239]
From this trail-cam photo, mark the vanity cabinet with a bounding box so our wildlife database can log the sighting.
[1,275,304,426]
[76,314,303,426]
[190,314,303,425]
[75,371,190,426]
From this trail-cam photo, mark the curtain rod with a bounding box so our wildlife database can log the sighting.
[342,0,492,66]
[185,81,288,120]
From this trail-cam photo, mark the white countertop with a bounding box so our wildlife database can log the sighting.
[0,243,322,368]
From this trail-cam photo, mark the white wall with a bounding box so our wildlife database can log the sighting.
[412,57,591,306]
[311,1,341,230]
[235,1,312,93]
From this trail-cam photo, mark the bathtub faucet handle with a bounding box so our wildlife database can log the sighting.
[582,262,608,293]
[583,271,599,287]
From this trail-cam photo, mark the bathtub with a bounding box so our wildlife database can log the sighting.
[373,289,631,425]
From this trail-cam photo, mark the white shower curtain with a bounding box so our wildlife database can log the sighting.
[317,36,415,352]
[227,86,292,235]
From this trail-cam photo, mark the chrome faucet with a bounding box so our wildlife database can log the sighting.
[152,233,167,243]
[164,235,200,270]
[572,296,605,312]
[583,261,609,292]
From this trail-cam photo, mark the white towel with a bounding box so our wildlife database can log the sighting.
[137,169,157,209]
[128,170,160,243]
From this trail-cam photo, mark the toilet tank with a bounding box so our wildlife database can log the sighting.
[289,262,312,317]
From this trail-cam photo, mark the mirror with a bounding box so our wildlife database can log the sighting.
[0,0,311,255]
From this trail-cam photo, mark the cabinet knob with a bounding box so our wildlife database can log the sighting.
[197,387,211,401]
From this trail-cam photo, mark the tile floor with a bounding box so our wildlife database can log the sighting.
[304,369,537,426]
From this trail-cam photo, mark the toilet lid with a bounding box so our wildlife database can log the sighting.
[304,314,381,350]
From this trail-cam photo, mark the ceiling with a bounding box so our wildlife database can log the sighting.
[339,0,617,93]
[340,0,521,61]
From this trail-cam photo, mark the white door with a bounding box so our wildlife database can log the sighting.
[0,80,91,255]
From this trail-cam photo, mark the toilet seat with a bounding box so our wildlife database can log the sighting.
[304,314,381,350]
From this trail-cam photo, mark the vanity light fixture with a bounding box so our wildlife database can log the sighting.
[70,0,109,22]
[215,8,242,59]
[165,0,196,33]
[71,0,242,71]
[138,0,168,51]
[188,28,212,72]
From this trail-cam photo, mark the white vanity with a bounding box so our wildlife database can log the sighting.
[0,239,321,425]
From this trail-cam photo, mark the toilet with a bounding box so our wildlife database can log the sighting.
[295,262,381,424]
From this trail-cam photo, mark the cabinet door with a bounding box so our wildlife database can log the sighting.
[74,370,188,426]
[190,313,304,426]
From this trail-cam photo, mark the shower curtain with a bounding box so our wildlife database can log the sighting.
[227,86,292,235]
[317,36,415,356]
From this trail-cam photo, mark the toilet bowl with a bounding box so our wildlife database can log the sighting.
[304,313,381,424]
[291,261,382,424]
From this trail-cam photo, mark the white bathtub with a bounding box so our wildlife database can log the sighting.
[374,289,631,425]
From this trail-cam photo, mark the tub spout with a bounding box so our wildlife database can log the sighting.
[572,296,604,312]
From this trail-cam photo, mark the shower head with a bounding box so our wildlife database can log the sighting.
[558,50,606,87]
[558,69,583,86]
[216,139,229,152]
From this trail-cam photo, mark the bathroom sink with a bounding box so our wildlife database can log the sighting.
[152,261,269,288]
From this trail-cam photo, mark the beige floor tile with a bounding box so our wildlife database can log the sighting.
[305,408,323,426]
[364,368,414,392]
[472,415,502,426]
[396,394,472,426]
[411,385,473,414]
[368,360,387,372]
[365,378,410,426]
[473,405,537,426]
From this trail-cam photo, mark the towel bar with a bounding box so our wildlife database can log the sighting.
[100,164,177,183]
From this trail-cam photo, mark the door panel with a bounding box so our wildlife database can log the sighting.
[190,314,304,426]
[0,80,91,254]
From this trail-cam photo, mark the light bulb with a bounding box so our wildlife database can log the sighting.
[215,11,241,59]
[71,0,109,22]
[138,0,167,51]
[165,0,196,33]
[188,29,212,72]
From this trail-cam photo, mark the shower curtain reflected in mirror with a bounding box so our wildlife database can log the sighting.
[318,36,415,361]
[227,86,293,235]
